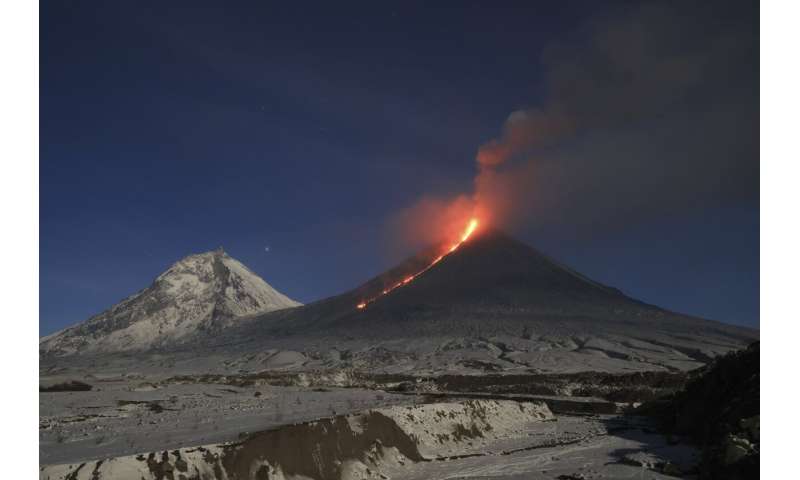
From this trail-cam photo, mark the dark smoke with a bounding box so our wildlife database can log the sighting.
[395,0,758,244]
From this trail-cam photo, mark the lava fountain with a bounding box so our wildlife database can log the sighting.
[357,217,479,309]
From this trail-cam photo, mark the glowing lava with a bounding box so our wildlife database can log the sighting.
[356,218,479,309]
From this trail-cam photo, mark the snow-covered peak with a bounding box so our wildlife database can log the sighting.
[40,249,301,356]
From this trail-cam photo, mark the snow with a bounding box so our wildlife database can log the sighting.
[375,400,553,459]
[40,249,301,355]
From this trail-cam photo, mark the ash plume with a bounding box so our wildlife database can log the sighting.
[393,0,757,245]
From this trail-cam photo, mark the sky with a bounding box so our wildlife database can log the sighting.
[40,0,759,335]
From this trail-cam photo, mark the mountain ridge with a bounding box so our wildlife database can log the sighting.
[40,230,757,374]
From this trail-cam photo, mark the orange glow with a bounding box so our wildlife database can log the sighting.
[356,217,480,310]
[461,218,478,242]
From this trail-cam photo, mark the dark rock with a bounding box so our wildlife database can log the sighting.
[639,342,759,479]
[40,380,93,392]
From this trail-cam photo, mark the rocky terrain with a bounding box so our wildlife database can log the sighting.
[41,396,703,480]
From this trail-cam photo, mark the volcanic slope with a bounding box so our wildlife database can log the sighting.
[222,228,757,374]
[39,248,301,356]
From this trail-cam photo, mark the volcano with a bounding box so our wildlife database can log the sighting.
[223,228,757,374]
[39,248,301,356]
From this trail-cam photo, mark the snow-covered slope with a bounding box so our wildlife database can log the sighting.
[39,248,300,355]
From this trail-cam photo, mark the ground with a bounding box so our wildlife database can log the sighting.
[40,370,702,479]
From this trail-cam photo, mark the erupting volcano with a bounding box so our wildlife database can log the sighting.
[214,226,757,376]
[357,218,479,309]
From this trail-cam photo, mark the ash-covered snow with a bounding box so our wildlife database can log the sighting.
[39,397,699,480]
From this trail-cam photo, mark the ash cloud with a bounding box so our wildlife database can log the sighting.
[396,0,758,244]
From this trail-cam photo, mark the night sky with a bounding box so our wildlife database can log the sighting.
[40,1,759,335]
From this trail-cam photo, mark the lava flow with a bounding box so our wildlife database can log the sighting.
[357,218,479,310]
